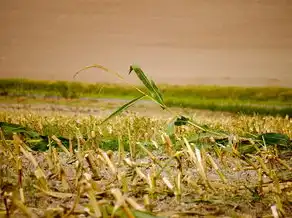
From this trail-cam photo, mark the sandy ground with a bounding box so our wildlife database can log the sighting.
[0,1,292,87]
[0,99,233,122]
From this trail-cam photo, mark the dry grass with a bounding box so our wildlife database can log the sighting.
[0,65,291,217]
[0,109,291,217]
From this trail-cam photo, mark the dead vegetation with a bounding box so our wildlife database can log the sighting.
[0,65,291,217]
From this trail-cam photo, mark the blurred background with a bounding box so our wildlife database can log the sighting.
[0,0,291,87]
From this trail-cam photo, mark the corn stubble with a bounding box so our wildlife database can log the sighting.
[0,64,291,217]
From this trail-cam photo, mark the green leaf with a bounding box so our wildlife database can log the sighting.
[174,116,189,126]
[0,121,72,152]
[238,144,258,155]
[29,139,49,152]
[100,139,119,150]
[29,136,70,152]
[101,95,146,124]
[257,133,290,147]
[0,122,40,138]
[129,65,166,109]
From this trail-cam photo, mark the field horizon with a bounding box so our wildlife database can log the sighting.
[1,78,292,117]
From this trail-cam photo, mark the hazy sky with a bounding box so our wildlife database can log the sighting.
[0,0,292,86]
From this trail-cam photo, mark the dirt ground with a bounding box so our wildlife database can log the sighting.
[0,99,233,122]
[1,1,292,87]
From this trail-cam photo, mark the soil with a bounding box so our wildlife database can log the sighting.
[0,99,233,121]
[1,1,292,87]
